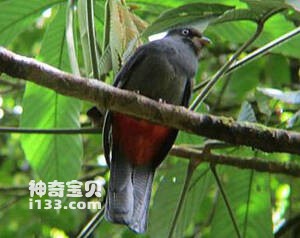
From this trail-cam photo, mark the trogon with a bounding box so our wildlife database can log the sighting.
[103,27,210,233]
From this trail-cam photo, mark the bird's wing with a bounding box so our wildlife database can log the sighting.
[103,46,148,168]
[102,112,112,168]
[181,77,193,107]
[113,46,148,88]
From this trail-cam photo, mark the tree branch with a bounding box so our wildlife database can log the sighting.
[1,47,300,155]
[170,146,300,177]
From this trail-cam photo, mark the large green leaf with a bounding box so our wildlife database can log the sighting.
[0,0,63,45]
[148,159,189,238]
[149,160,213,238]
[129,0,243,8]
[21,5,83,182]
[287,110,300,129]
[223,60,261,103]
[148,130,213,238]
[265,54,291,87]
[215,9,265,23]
[143,3,233,37]
[174,165,213,237]
[210,105,271,237]
[242,0,288,10]
[210,168,273,238]
[204,0,300,62]
[209,13,300,59]
[215,0,287,25]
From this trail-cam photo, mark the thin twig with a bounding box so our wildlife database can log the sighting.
[0,127,101,134]
[66,0,80,76]
[79,169,107,182]
[0,78,23,87]
[212,75,230,111]
[226,25,300,75]
[0,170,107,196]
[0,185,28,193]
[242,170,254,237]
[0,88,21,94]
[190,8,285,110]
[76,207,105,238]
[102,0,110,52]
[188,167,210,192]
[77,0,93,75]
[210,164,241,238]
[168,159,198,238]
[193,78,210,92]
[189,19,264,111]
[87,0,100,79]
[0,195,26,212]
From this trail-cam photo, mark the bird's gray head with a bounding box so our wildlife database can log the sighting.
[166,27,211,57]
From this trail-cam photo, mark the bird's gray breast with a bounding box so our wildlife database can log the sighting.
[124,39,198,105]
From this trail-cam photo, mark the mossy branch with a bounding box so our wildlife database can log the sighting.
[0,47,300,157]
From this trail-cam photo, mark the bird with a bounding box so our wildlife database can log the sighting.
[103,27,210,233]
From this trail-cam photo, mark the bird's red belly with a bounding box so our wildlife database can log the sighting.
[112,113,172,166]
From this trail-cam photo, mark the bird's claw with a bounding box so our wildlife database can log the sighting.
[158,98,166,103]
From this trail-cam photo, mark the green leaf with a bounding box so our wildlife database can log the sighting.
[149,130,213,238]
[21,5,83,182]
[128,2,171,17]
[95,0,106,23]
[143,3,234,37]
[109,0,146,73]
[257,87,300,104]
[265,54,291,87]
[209,14,300,59]
[66,0,80,76]
[287,110,300,128]
[211,98,271,238]
[215,0,288,24]
[238,101,257,122]
[78,0,94,77]
[242,0,288,10]
[286,0,300,11]
[149,160,188,238]
[77,0,101,79]
[214,9,264,23]
[226,61,261,102]
[149,160,213,238]
[173,165,212,237]
[98,45,112,77]
[0,0,63,45]
[210,168,273,238]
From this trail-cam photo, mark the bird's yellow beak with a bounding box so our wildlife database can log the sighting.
[199,36,212,46]
[192,35,211,48]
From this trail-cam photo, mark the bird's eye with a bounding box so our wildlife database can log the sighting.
[182,29,190,36]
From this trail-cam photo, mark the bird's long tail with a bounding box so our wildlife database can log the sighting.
[105,146,155,233]
[129,166,154,233]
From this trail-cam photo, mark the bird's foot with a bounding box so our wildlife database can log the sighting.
[158,98,167,103]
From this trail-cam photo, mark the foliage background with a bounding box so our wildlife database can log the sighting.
[0,0,299,237]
